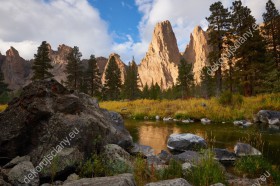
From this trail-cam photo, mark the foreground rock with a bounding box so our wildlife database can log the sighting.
[63,173,136,186]
[167,133,207,152]
[234,143,262,156]
[173,151,202,164]
[145,178,192,186]
[254,110,280,125]
[0,79,133,180]
[213,148,236,162]
[8,161,39,186]
[129,143,154,157]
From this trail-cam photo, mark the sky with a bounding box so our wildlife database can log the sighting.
[0,0,279,64]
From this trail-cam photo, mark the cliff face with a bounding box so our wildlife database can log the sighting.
[138,20,181,89]
[183,26,210,83]
[0,47,31,90]
[102,53,127,84]
[49,44,73,83]
[96,57,108,75]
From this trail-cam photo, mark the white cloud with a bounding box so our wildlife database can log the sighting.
[0,0,112,59]
[131,0,280,63]
[0,0,279,64]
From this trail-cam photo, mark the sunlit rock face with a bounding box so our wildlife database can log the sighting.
[183,26,210,84]
[101,53,127,85]
[138,20,181,90]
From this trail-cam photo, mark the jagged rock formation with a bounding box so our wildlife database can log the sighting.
[102,53,127,84]
[0,47,31,90]
[48,44,73,84]
[183,26,210,83]
[138,20,181,89]
[96,57,108,75]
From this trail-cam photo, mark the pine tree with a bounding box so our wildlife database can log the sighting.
[176,58,194,99]
[142,83,150,99]
[86,55,102,97]
[206,1,231,96]
[231,0,266,96]
[123,58,140,100]
[150,81,161,100]
[200,66,215,98]
[263,0,280,70]
[103,56,122,100]
[32,41,53,80]
[65,46,83,90]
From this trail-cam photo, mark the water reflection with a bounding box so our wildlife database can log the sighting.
[138,124,181,154]
[125,120,280,165]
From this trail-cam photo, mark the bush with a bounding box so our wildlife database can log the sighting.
[218,91,243,106]
[156,159,182,180]
[234,156,272,178]
[186,150,226,186]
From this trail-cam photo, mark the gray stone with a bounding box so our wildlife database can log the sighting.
[147,155,164,166]
[3,155,31,168]
[210,183,225,186]
[0,79,133,166]
[234,143,262,156]
[173,151,202,164]
[39,147,83,179]
[157,150,172,164]
[130,143,154,157]
[145,178,192,186]
[228,178,268,186]
[0,179,11,186]
[103,144,132,170]
[64,173,79,183]
[167,133,207,152]
[63,173,136,186]
[254,110,280,125]
[8,161,39,186]
[213,148,236,162]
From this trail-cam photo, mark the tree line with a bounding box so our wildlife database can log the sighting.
[0,0,279,102]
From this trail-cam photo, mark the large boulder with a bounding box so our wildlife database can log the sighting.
[8,161,39,186]
[173,151,202,164]
[254,110,280,125]
[234,143,262,156]
[63,173,136,186]
[0,79,133,179]
[167,133,207,152]
[145,178,192,186]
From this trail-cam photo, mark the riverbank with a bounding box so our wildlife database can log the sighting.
[100,94,280,122]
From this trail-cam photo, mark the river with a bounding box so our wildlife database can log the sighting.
[124,120,280,166]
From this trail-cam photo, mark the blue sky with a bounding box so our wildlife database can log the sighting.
[0,0,279,64]
[90,0,141,43]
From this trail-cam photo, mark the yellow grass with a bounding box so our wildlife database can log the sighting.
[0,104,8,112]
[100,94,280,122]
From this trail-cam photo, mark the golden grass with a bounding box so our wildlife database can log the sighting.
[100,93,280,122]
[0,104,7,112]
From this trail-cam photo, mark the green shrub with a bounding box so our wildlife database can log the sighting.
[133,156,151,186]
[78,154,105,178]
[218,91,233,106]
[234,156,272,178]
[218,91,243,107]
[106,160,133,176]
[156,159,182,180]
[235,156,280,185]
[186,150,226,186]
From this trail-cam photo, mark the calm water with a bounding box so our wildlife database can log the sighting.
[124,120,280,166]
